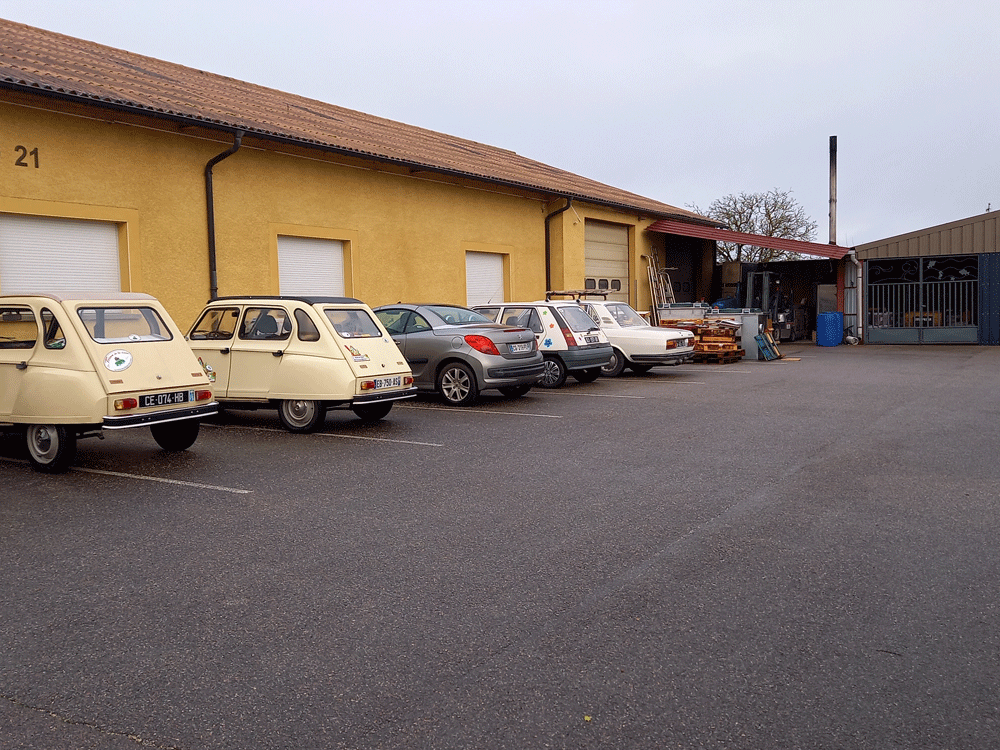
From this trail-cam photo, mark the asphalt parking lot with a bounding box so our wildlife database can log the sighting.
[3,343,999,749]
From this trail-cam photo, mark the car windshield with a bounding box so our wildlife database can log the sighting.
[605,303,648,327]
[558,304,601,332]
[425,305,493,326]
[324,308,382,338]
[77,306,172,343]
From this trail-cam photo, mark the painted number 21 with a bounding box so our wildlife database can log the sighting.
[14,146,40,168]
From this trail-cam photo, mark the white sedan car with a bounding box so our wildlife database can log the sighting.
[581,300,695,376]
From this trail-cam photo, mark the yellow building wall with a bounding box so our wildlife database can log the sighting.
[1,99,667,327]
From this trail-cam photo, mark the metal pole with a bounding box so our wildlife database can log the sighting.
[829,135,838,246]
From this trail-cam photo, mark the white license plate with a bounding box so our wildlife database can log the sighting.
[140,390,191,408]
[374,376,402,389]
[509,342,531,353]
[584,335,600,344]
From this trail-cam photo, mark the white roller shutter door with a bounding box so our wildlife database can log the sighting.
[278,236,345,296]
[585,220,629,303]
[466,252,505,306]
[0,214,120,294]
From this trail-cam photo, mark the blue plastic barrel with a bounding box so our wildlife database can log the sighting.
[816,312,844,347]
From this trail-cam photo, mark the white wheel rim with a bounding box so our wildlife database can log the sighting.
[27,425,59,464]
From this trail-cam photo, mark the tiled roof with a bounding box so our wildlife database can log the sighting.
[0,18,709,223]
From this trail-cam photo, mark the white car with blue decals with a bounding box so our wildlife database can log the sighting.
[472,299,612,388]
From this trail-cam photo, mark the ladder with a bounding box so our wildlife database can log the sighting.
[646,253,677,311]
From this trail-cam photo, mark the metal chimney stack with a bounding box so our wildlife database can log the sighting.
[829,135,837,245]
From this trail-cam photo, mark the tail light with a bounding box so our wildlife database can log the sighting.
[404,376,413,386]
[665,340,677,350]
[194,390,213,401]
[464,335,500,356]
[114,397,138,411]
[560,328,577,347]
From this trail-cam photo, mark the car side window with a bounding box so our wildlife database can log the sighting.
[476,306,500,321]
[0,306,37,350]
[189,307,239,340]
[294,309,321,341]
[240,307,291,340]
[41,308,67,349]
[405,313,431,334]
[375,309,409,335]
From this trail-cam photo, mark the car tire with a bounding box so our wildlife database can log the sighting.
[497,384,532,398]
[277,399,327,433]
[539,355,567,388]
[629,364,653,374]
[25,424,77,474]
[351,402,393,423]
[573,367,601,383]
[600,348,627,377]
[150,419,201,451]
[438,362,479,406]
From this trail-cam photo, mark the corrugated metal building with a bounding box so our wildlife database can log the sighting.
[854,210,1000,345]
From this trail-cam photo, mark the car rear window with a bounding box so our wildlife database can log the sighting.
[77,307,173,343]
[557,304,601,332]
[324,308,382,338]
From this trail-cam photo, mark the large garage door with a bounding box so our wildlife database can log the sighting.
[0,214,120,294]
[277,236,345,296]
[585,220,629,303]
[466,251,505,306]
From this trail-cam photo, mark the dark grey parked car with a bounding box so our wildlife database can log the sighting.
[372,304,544,406]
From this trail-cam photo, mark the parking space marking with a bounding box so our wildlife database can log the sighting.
[397,404,563,419]
[0,457,253,493]
[541,391,646,399]
[203,423,444,446]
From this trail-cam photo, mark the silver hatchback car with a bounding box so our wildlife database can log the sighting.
[373,304,543,406]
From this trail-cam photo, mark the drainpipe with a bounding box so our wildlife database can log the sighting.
[205,131,244,300]
[544,197,573,292]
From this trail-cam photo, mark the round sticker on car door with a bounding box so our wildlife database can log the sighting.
[104,349,133,372]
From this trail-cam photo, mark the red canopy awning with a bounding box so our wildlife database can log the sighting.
[646,219,850,260]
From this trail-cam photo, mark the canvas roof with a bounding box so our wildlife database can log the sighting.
[0,18,709,223]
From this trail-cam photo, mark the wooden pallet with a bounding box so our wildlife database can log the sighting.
[693,348,745,364]
[754,333,782,361]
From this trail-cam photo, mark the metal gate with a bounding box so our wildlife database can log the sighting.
[865,255,979,344]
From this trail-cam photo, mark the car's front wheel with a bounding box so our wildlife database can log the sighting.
[151,420,201,451]
[600,348,627,377]
[538,355,567,388]
[351,402,393,423]
[25,424,77,473]
[277,399,327,433]
[438,362,479,406]
[573,367,601,384]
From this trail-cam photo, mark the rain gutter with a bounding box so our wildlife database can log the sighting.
[544,198,573,291]
[205,131,243,300]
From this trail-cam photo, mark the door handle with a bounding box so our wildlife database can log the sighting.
[272,350,283,357]
[220,348,230,354]
[15,361,27,370]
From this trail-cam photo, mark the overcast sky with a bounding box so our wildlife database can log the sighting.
[4,0,998,246]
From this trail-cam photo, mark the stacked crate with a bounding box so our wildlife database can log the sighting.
[660,319,744,364]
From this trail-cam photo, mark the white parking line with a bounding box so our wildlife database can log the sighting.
[203,422,444,446]
[541,391,646,399]
[397,404,563,419]
[0,457,252,493]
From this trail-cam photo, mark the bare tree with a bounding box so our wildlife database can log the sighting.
[689,188,818,263]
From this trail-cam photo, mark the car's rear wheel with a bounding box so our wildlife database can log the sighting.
[278,399,327,433]
[498,384,532,398]
[25,424,77,474]
[539,355,567,388]
[573,367,601,384]
[438,362,479,406]
[351,402,393,423]
[629,364,653,374]
[150,420,201,451]
[600,348,627,377]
